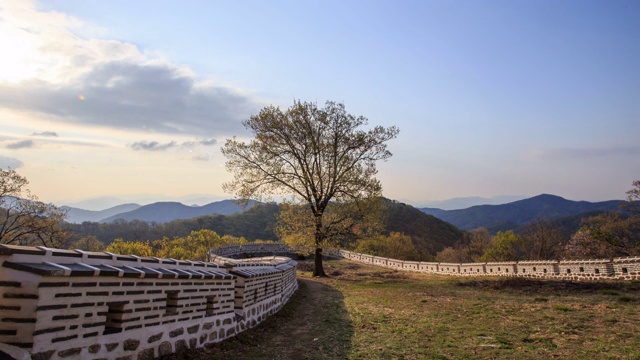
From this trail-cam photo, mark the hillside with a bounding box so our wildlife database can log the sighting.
[383,199,467,256]
[100,200,255,223]
[67,200,466,256]
[420,194,623,231]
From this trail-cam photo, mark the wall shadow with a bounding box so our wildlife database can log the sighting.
[170,278,354,359]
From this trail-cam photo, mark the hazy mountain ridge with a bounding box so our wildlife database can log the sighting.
[420,194,624,231]
[99,200,254,223]
[419,195,526,210]
[62,203,142,223]
[62,200,254,224]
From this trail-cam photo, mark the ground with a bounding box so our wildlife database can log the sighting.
[166,258,640,359]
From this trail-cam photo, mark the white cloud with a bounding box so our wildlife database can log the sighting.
[0,0,258,137]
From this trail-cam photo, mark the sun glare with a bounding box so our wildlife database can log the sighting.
[0,21,39,83]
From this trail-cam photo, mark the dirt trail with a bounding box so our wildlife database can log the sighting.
[165,276,353,359]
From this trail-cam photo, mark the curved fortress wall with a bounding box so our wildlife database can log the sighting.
[211,243,640,281]
[0,244,298,360]
[337,250,640,280]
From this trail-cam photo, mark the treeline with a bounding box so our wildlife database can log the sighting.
[432,203,640,263]
[69,229,253,261]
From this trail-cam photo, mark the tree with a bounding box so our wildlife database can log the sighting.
[520,219,565,260]
[354,232,419,261]
[561,229,620,259]
[222,100,399,276]
[466,228,491,262]
[276,198,384,256]
[68,235,105,252]
[105,238,154,257]
[624,179,640,215]
[479,230,522,262]
[568,180,640,258]
[435,246,469,263]
[0,169,68,247]
[580,212,640,256]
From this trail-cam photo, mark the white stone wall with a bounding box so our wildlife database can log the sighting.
[0,245,298,360]
[332,249,640,281]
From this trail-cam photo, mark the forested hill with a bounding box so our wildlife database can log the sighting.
[420,194,623,232]
[383,199,467,257]
[68,200,466,257]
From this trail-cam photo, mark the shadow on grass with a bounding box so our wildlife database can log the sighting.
[164,278,354,360]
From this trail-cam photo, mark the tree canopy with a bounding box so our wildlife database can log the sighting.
[222,100,399,275]
[0,169,67,247]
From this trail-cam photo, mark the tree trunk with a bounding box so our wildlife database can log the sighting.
[313,247,326,277]
[313,213,326,277]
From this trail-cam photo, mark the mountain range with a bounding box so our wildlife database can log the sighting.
[62,200,253,224]
[62,194,625,236]
[420,194,624,232]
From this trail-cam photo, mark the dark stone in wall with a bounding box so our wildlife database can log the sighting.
[200,334,207,344]
[88,344,101,354]
[137,348,155,360]
[203,322,214,330]
[115,356,132,360]
[187,325,199,334]
[169,328,184,338]
[158,342,172,357]
[57,347,81,358]
[189,338,197,349]
[31,350,55,360]
[123,339,140,351]
[148,332,163,343]
[106,343,119,351]
[175,340,188,353]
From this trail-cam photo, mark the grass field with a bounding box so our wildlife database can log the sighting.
[168,258,640,359]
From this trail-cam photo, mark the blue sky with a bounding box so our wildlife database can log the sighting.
[0,0,638,208]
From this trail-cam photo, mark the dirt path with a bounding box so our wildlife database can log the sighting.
[165,276,353,359]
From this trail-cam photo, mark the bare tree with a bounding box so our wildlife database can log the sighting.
[521,219,565,260]
[222,100,398,276]
[0,169,68,247]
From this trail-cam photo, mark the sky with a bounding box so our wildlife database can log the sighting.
[0,0,638,210]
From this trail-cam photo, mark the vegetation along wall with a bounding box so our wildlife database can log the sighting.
[0,244,298,360]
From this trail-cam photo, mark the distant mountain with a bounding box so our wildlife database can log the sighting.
[100,200,255,223]
[62,203,142,223]
[419,194,624,232]
[419,195,526,211]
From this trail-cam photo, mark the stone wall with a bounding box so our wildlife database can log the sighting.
[0,244,298,360]
[337,250,640,280]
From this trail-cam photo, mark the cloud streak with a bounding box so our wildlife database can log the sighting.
[131,141,177,151]
[5,140,34,149]
[31,131,58,137]
[130,138,217,151]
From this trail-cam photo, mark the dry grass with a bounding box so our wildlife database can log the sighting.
[168,258,640,359]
